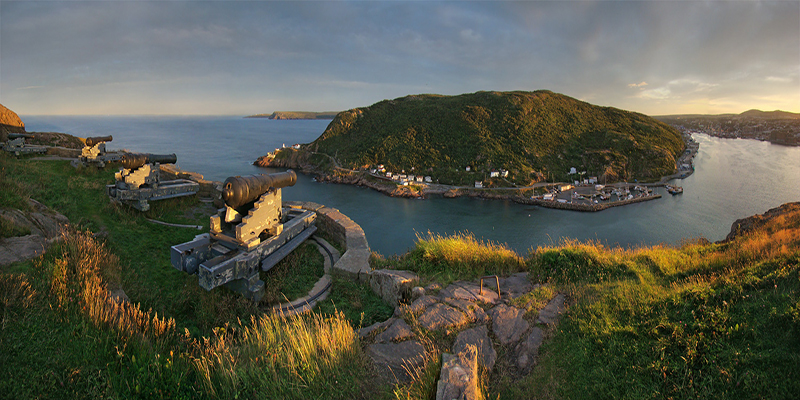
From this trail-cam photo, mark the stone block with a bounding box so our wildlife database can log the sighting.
[375,318,415,343]
[369,269,420,307]
[490,304,529,345]
[367,340,426,384]
[453,325,497,371]
[333,248,371,282]
[418,303,469,332]
[436,346,480,400]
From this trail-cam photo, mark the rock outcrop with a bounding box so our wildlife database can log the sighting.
[0,103,26,141]
[361,272,569,395]
[723,202,800,242]
[0,199,69,267]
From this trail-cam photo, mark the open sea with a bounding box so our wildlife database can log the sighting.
[23,115,800,256]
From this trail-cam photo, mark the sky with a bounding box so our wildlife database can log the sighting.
[0,0,798,116]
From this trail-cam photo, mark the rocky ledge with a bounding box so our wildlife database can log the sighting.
[723,202,800,242]
[362,270,567,399]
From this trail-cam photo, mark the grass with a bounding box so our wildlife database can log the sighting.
[373,231,525,285]
[3,150,800,399]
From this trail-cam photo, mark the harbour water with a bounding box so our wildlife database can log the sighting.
[23,115,800,256]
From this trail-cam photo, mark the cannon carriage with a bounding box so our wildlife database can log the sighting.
[105,152,199,211]
[170,170,317,302]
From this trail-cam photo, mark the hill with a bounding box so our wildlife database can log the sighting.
[309,91,684,185]
[656,109,800,146]
[245,111,339,120]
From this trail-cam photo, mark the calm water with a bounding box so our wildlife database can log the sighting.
[24,115,800,256]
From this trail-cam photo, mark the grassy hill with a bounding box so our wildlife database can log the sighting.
[310,91,684,185]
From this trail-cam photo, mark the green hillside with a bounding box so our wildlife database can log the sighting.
[310,91,684,185]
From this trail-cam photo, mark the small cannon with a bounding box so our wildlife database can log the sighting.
[106,152,199,211]
[72,135,122,168]
[170,170,316,302]
[2,133,47,156]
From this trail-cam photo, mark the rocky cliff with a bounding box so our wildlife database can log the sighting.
[0,103,26,141]
[724,202,800,242]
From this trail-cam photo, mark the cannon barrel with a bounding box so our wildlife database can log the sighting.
[119,152,177,170]
[222,170,297,208]
[8,133,34,139]
[85,135,113,147]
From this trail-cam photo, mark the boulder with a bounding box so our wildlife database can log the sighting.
[411,286,425,301]
[435,346,481,400]
[442,297,490,324]
[369,269,419,306]
[367,340,426,384]
[439,281,499,304]
[490,304,529,345]
[0,235,48,266]
[453,325,497,371]
[375,318,415,343]
[418,303,469,333]
[359,317,395,339]
[499,272,533,299]
[537,293,566,326]
[514,327,544,372]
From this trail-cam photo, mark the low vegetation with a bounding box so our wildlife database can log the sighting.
[2,151,798,399]
[310,90,684,185]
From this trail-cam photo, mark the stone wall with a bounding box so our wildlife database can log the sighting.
[285,200,371,283]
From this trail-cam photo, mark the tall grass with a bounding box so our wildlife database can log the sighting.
[380,231,524,283]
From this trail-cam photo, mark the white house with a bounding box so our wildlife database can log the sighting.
[475,181,483,188]
[543,193,555,201]
[415,176,424,183]
[424,176,432,183]
[500,169,509,177]
[569,167,577,174]
[589,177,598,184]
[292,144,301,149]
[466,166,472,172]
[490,171,499,178]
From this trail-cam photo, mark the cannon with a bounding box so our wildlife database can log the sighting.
[170,170,317,302]
[85,135,113,147]
[71,135,122,168]
[2,133,47,155]
[106,152,199,211]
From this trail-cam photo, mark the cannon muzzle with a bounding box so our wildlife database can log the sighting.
[119,152,177,170]
[85,135,113,147]
[222,170,297,208]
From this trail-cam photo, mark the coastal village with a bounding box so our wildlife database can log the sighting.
[267,131,700,212]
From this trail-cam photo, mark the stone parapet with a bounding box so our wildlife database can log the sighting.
[284,200,371,282]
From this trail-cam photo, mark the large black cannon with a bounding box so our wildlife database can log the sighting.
[170,169,316,302]
[119,152,178,170]
[84,135,113,147]
[222,170,297,208]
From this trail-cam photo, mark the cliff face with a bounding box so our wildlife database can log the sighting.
[0,104,26,141]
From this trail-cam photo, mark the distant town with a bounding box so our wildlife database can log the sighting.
[657,110,800,146]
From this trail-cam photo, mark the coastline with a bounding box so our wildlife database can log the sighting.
[253,132,698,212]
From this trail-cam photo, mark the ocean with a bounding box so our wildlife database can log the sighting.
[23,115,800,256]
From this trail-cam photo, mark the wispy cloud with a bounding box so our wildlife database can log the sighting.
[628,82,648,88]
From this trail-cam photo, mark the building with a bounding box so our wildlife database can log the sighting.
[475,181,483,188]
[569,167,577,174]
[559,184,573,191]
[466,166,472,172]
[415,176,424,183]
[490,171,499,178]
[500,169,509,178]
[424,176,432,183]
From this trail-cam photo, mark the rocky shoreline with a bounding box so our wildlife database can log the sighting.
[254,149,669,211]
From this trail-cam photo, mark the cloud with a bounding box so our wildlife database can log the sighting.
[628,82,648,88]
[766,76,792,83]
